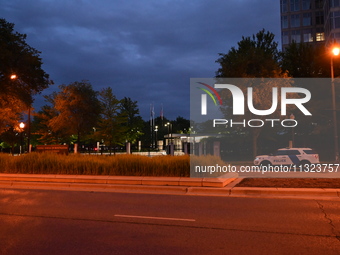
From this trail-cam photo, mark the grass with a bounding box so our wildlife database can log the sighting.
[0,153,190,177]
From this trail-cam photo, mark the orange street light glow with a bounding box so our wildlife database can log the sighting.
[333,47,340,56]
[19,122,25,129]
[10,74,17,79]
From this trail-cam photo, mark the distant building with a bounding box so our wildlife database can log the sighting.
[280,0,325,50]
[324,0,340,46]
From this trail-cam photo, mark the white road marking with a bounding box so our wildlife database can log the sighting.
[114,214,196,222]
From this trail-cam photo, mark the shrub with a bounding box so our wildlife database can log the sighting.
[0,153,190,177]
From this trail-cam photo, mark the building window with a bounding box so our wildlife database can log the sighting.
[291,14,300,27]
[330,0,340,8]
[316,11,324,25]
[316,29,325,41]
[303,29,313,42]
[303,13,312,26]
[290,0,300,11]
[302,0,311,10]
[315,0,323,9]
[282,31,289,45]
[291,30,301,43]
[280,0,288,13]
[331,11,340,29]
[281,16,289,29]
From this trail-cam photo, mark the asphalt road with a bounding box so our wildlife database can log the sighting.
[0,188,339,255]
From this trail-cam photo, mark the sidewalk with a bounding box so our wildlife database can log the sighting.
[0,173,339,200]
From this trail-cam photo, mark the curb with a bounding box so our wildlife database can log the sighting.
[0,173,238,188]
[229,187,340,198]
[0,174,339,199]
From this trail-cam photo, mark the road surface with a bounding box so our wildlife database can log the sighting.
[0,188,339,254]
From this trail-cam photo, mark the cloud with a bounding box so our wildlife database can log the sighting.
[1,0,280,120]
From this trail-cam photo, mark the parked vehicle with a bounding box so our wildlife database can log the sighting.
[254,148,320,166]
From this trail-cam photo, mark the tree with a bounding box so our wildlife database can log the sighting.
[120,97,144,144]
[281,43,340,153]
[216,29,282,78]
[281,42,331,78]
[0,126,22,154]
[33,104,62,145]
[173,116,190,134]
[0,18,50,107]
[0,93,26,133]
[0,18,50,135]
[49,81,101,145]
[95,87,127,154]
[215,29,290,157]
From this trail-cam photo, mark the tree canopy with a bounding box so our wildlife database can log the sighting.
[281,42,331,78]
[0,18,50,106]
[216,29,282,78]
[48,81,101,144]
[95,87,127,153]
[120,97,144,143]
[0,18,50,137]
[215,29,290,157]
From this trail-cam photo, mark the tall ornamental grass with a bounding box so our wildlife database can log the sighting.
[0,153,190,177]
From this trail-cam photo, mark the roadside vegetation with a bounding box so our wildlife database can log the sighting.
[0,153,191,177]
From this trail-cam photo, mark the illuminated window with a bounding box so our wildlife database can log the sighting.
[303,29,313,42]
[316,32,325,41]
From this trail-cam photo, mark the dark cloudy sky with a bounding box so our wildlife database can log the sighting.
[1,0,280,120]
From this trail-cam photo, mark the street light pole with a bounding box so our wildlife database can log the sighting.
[290,113,295,148]
[27,107,31,153]
[165,122,170,146]
[11,74,31,153]
[19,122,25,155]
[155,126,158,150]
[165,122,173,155]
[331,47,339,162]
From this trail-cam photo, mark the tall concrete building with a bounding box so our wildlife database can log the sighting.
[280,0,325,50]
[324,0,340,46]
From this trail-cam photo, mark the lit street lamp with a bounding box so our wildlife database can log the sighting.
[331,46,339,162]
[19,122,25,155]
[165,122,174,155]
[154,125,158,150]
[165,122,172,145]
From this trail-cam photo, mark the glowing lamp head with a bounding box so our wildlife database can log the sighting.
[19,122,25,129]
[10,74,17,80]
[333,47,340,56]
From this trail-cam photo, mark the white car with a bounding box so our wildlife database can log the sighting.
[254,148,320,166]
